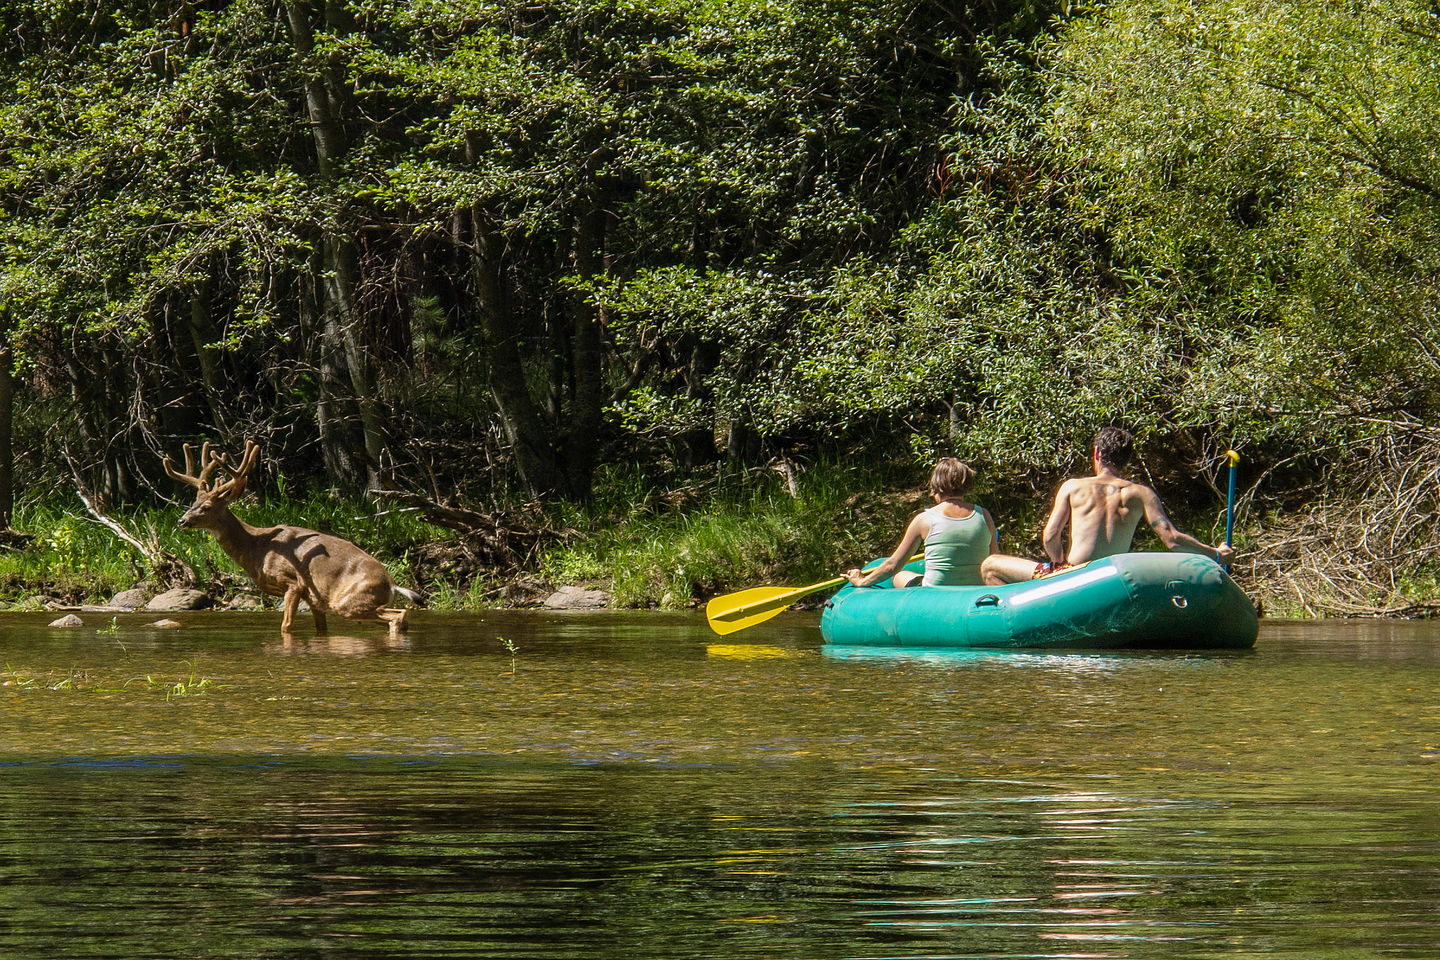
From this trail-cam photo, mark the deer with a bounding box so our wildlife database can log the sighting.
[164,440,422,637]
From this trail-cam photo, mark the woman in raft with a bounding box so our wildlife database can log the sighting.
[845,458,998,588]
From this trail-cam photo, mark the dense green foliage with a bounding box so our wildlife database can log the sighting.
[1053,0,1440,451]
[1,0,1437,612]
[1,0,1052,504]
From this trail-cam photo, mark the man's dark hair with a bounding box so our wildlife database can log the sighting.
[1092,426,1134,471]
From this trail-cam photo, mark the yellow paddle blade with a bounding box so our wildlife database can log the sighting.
[705,554,925,637]
[705,579,845,636]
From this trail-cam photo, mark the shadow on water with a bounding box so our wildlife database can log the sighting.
[0,609,1436,957]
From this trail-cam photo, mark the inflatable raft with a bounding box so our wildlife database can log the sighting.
[820,552,1258,650]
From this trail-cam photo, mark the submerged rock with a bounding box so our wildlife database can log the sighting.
[48,614,84,628]
[147,618,183,629]
[223,594,265,611]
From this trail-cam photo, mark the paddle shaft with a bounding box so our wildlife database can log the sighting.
[1224,449,1239,572]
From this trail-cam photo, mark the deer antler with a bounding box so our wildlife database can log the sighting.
[210,440,260,502]
[164,441,225,492]
[164,440,260,501]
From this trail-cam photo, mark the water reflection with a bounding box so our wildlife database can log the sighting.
[823,643,1254,668]
[706,643,801,660]
[263,632,414,657]
[822,644,1013,666]
[0,612,1435,957]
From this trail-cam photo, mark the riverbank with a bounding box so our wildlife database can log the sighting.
[0,460,918,613]
[0,457,1321,619]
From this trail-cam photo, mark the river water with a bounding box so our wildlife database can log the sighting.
[0,611,1435,958]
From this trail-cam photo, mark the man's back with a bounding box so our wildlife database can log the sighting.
[982,428,1233,587]
[1051,475,1155,564]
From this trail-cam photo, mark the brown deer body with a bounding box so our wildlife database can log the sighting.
[165,441,421,636]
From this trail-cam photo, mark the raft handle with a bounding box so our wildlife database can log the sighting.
[1165,579,1188,609]
[974,594,1000,608]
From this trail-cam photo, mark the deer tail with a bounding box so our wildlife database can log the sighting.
[393,585,425,608]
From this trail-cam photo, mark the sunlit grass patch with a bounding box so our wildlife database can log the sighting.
[540,458,908,608]
[0,491,440,607]
[0,456,934,611]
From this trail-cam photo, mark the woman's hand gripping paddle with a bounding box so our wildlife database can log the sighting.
[705,554,924,636]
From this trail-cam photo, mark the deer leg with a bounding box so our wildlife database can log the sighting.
[281,586,303,634]
[312,607,329,635]
[379,607,408,637]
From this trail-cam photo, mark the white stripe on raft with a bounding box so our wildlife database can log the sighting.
[1005,566,1119,607]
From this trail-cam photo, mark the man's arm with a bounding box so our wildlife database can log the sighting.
[1040,481,1074,563]
[1138,485,1236,563]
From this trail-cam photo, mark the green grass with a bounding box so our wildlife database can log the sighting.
[4,660,218,698]
[0,491,447,609]
[0,458,984,610]
[538,458,917,608]
[0,501,145,605]
[420,574,504,612]
[0,455,1250,613]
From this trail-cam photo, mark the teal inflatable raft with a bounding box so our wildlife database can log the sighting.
[820,552,1257,650]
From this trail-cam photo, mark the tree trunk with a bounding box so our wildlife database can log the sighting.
[304,260,357,483]
[727,416,761,466]
[285,0,385,491]
[0,343,12,528]
[185,279,223,414]
[67,347,138,505]
[564,198,608,500]
[676,340,719,468]
[470,210,563,497]
[285,2,347,180]
[322,234,387,489]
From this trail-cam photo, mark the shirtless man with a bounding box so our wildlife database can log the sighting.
[980,427,1236,585]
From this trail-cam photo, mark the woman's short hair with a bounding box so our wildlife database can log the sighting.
[1093,426,1134,470]
[929,458,976,499]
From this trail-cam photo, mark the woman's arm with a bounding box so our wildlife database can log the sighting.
[980,507,999,555]
[846,513,929,586]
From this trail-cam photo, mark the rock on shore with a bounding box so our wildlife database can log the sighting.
[542,585,610,610]
[145,588,213,611]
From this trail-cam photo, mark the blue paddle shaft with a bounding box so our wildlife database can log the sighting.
[1225,469,1236,545]
[1224,450,1239,572]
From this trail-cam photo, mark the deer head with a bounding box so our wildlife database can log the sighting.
[164,440,261,529]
